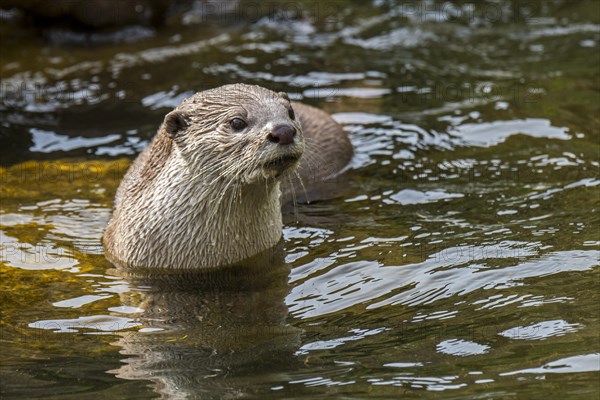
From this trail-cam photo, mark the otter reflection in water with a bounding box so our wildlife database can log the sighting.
[108,249,301,399]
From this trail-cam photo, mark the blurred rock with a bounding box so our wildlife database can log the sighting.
[0,0,172,28]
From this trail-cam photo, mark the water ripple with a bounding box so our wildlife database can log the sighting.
[288,249,599,318]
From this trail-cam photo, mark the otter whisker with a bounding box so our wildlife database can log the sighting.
[294,169,310,204]
[287,175,299,223]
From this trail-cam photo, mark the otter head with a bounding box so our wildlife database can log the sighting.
[160,83,304,185]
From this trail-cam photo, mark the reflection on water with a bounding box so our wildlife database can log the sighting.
[1,0,599,399]
[287,246,600,318]
[498,319,582,340]
[500,353,600,376]
[448,118,571,147]
[107,261,300,400]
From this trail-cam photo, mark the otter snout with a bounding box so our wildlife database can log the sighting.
[268,124,296,145]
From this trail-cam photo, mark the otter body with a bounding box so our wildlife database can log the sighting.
[104,84,352,270]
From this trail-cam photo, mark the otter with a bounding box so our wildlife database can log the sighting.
[104,83,352,270]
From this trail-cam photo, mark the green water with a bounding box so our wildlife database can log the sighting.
[1,1,599,399]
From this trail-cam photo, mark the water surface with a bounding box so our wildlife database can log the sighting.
[1,1,599,399]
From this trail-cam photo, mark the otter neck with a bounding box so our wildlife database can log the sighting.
[144,152,284,270]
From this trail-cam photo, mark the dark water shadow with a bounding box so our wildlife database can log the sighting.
[106,244,302,399]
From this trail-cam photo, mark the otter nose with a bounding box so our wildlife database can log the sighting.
[268,124,296,145]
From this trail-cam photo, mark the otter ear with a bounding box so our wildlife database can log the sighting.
[163,111,189,139]
[278,91,290,101]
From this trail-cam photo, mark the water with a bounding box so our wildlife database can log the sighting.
[1,1,599,398]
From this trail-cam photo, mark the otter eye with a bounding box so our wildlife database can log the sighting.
[229,118,247,131]
[288,107,295,120]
